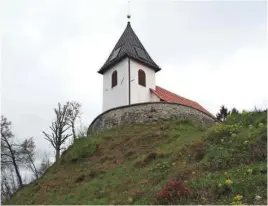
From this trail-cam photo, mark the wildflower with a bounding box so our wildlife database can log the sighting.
[218,183,222,187]
[247,168,253,174]
[234,194,243,201]
[224,172,228,176]
[255,195,261,201]
[231,201,243,205]
[225,178,233,185]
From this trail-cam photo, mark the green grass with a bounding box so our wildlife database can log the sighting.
[5,110,267,205]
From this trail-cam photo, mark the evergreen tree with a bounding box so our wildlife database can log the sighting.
[231,107,239,115]
[216,105,231,121]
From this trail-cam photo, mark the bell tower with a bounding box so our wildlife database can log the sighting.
[98,17,161,111]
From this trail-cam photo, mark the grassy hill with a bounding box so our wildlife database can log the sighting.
[6,110,267,205]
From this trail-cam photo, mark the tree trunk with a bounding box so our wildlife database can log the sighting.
[1,173,12,200]
[4,139,23,188]
[55,147,60,162]
[72,122,76,141]
[10,153,23,188]
[27,152,39,180]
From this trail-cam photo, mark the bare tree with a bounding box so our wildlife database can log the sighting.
[19,137,39,180]
[77,124,88,138]
[37,152,52,177]
[1,167,18,203]
[66,101,81,141]
[1,168,12,202]
[1,115,23,188]
[43,103,72,161]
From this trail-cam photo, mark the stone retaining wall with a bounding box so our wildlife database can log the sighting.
[87,102,218,135]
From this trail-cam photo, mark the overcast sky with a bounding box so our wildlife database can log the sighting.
[1,0,267,158]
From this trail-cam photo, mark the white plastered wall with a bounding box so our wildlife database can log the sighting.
[102,58,129,111]
[130,59,159,104]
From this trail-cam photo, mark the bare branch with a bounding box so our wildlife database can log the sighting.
[1,115,24,188]
[43,102,73,161]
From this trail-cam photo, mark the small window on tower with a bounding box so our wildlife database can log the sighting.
[111,70,117,88]
[138,69,146,87]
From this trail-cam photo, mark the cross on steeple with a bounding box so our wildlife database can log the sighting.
[127,0,131,22]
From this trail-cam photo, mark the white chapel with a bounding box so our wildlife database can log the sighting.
[98,20,212,117]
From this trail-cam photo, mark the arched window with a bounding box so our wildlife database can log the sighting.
[111,70,117,88]
[138,69,146,87]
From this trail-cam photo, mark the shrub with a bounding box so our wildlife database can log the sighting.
[207,123,242,142]
[156,179,190,204]
[231,194,243,205]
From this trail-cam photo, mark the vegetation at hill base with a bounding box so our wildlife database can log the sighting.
[5,109,267,205]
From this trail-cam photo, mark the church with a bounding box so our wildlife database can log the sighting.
[98,20,212,117]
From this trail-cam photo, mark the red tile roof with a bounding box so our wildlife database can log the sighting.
[150,86,215,118]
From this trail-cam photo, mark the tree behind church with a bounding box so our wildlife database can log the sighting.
[216,105,231,121]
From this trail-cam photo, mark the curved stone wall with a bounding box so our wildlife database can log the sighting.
[87,102,218,135]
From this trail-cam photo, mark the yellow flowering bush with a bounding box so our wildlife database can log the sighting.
[234,194,243,201]
[225,178,233,185]
[209,123,242,140]
[231,194,243,205]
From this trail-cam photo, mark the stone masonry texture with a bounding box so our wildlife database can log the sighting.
[87,102,217,135]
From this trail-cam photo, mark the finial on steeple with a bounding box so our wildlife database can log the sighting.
[127,0,131,22]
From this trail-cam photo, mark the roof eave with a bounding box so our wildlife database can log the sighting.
[98,54,128,74]
[98,54,161,75]
[129,55,161,73]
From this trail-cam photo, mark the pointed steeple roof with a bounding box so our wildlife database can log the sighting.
[98,22,161,74]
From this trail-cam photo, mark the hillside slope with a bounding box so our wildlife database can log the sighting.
[6,110,267,205]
